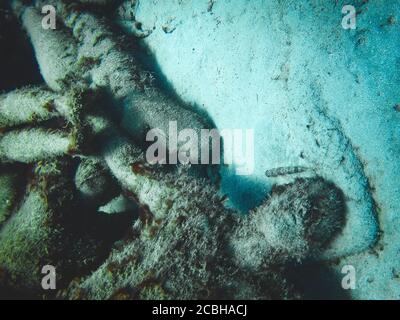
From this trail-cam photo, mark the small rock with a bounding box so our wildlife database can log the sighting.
[387,15,396,25]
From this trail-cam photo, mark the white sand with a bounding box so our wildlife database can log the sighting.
[117,0,400,299]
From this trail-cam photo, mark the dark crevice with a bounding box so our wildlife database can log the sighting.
[0,2,44,93]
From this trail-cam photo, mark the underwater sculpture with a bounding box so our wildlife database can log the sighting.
[0,0,346,299]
